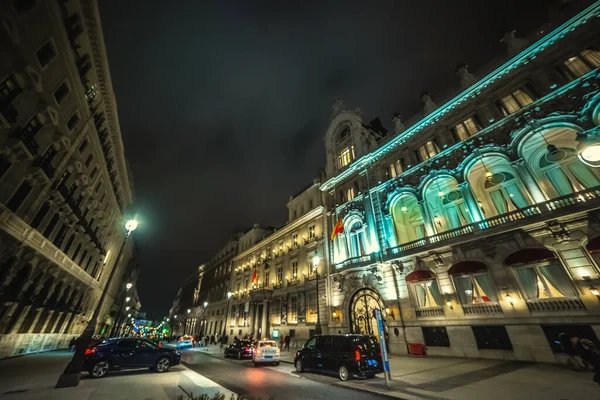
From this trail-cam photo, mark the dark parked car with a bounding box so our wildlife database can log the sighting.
[294,334,383,381]
[224,339,256,359]
[83,337,181,378]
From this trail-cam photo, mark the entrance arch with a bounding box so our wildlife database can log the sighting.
[349,288,385,340]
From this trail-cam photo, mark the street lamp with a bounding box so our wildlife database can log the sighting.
[126,282,133,290]
[128,313,131,318]
[56,219,138,388]
[312,252,322,335]
[203,301,208,308]
[125,306,130,311]
[125,297,131,302]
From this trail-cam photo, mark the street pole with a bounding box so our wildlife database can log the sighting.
[56,219,138,389]
[312,252,322,335]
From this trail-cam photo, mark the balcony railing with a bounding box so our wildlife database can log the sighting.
[526,297,585,312]
[386,187,600,259]
[334,254,376,269]
[415,307,444,318]
[462,303,503,316]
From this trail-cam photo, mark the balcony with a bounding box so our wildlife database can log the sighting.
[334,254,376,270]
[304,235,318,246]
[525,297,585,312]
[462,303,503,316]
[385,187,600,260]
[415,307,444,318]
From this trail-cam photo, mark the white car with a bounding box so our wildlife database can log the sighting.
[252,340,280,366]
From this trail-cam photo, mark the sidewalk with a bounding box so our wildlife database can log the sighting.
[0,350,228,400]
[339,355,600,400]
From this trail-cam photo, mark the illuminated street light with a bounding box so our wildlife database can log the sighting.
[187,309,191,314]
[125,306,130,311]
[125,297,131,302]
[126,283,133,290]
[203,302,208,308]
[578,134,600,167]
[128,313,131,318]
[125,219,138,233]
[312,251,322,335]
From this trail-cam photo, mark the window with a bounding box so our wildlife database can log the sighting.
[291,261,298,278]
[53,81,70,104]
[453,273,498,304]
[78,139,88,153]
[293,233,298,247]
[454,117,480,141]
[264,271,270,286]
[513,262,576,299]
[95,180,102,193]
[22,114,43,139]
[417,140,439,162]
[0,75,21,104]
[346,220,366,258]
[388,158,404,178]
[346,186,355,201]
[67,112,80,132]
[30,201,50,229]
[117,339,136,349]
[72,243,82,260]
[63,233,75,254]
[308,225,315,239]
[581,49,600,68]
[497,88,534,116]
[0,155,11,180]
[412,280,442,308]
[472,326,512,350]
[304,337,316,349]
[85,154,93,168]
[338,146,355,168]
[6,181,32,212]
[289,295,297,323]
[90,167,99,179]
[563,56,592,78]
[36,40,57,68]
[422,327,450,347]
[43,213,60,238]
[277,266,283,284]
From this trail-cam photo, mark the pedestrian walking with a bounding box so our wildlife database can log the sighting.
[279,335,284,349]
[284,335,290,351]
[210,335,215,345]
[570,335,600,386]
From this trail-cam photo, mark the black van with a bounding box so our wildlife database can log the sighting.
[293,334,383,381]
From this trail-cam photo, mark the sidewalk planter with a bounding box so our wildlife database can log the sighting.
[408,343,427,356]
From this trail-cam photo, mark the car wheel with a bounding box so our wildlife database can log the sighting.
[237,351,242,360]
[154,357,171,373]
[90,360,110,378]
[295,359,304,373]
[338,365,350,381]
[366,374,375,379]
[274,362,280,366]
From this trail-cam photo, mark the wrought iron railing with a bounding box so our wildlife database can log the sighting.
[334,254,376,269]
[462,303,503,315]
[415,307,445,318]
[526,297,586,312]
[386,187,600,258]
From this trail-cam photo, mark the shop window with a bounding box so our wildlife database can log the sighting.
[472,326,512,350]
[422,327,450,347]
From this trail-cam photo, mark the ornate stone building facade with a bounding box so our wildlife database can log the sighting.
[229,181,325,342]
[0,0,134,358]
[319,4,600,363]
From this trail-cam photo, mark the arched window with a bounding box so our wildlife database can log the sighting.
[391,193,425,244]
[506,249,576,299]
[345,220,366,258]
[424,177,472,232]
[406,270,442,308]
[448,262,498,304]
[484,172,529,215]
[521,127,600,198]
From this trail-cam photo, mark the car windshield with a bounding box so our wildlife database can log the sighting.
[259,341,277,347]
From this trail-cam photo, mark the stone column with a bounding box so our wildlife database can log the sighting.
[511,159,547,203]
[459,181,484,222]
[260,301,268,339]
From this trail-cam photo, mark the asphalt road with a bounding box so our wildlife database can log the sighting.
[180,350,386,400]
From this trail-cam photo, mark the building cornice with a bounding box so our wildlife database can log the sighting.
[321,2,600,191]
[233,206,324,262]
[81,0,133,205]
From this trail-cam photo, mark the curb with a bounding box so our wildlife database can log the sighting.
[333,382,408,400]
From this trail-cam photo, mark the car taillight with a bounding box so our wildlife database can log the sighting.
[244,347,249,351]
[85,348,96,356]
[354,350,361,361]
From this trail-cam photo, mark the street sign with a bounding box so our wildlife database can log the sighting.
[374,308,391,386]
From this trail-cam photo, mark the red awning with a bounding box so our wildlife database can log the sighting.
[448,261,487,275]
[504,248,556,266]
[587,236,600,254]
[405,269,435,282]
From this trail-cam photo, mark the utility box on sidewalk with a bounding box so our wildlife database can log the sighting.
[408,343,427,356]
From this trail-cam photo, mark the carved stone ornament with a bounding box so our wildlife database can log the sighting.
[546,220,571,243]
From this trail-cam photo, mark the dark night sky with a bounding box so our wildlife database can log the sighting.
[98,0,593,318]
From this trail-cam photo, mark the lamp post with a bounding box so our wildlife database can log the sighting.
[223,292,233,337]
[312,252,322,335]
[56,219,138,388]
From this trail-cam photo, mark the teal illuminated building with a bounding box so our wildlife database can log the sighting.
[319,3,600,361]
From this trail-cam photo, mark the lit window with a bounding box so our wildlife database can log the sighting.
[453,274,498,304]
[418,140,439,161]
[338,146,355,168]
[514,263,576,299]
[308,225,315,239]
[293,234,298,246]
[292,261,298,278]
[581,49,600,68]
[498,89,534,116]
[289,296,298,323]
[564,56,591,78]
[389,159,403,178]
[454,117,480,141]
[412,280,442,308]
[346,187,355,201]
[277,266,283,284]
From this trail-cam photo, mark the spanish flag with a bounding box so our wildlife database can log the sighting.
[251,268,257,284]
[330,217,344,240]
